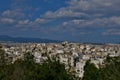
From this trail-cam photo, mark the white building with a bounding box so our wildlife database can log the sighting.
[75,60,86,78]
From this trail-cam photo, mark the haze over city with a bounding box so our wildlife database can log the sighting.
[0,0,120,43]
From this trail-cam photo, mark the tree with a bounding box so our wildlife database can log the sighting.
[83,57,120,80]
[0,49,6,66]
[0,52,74,80]
[0,49,8,79]
[36,60,73,80]
[83,60,99,80]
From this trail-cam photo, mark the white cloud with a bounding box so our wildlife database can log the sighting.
[68,0,120,11]
[1,10,25,21]
[0,18,15,24]
[44,7,89,19]
[103,29,120,35]
[62,16,120,29]
[18,20,30,25]
[43,0,120,21]
[1,0,120,37]
[109,16,120,25]
[34,18,50,24]
[62,19,84,26]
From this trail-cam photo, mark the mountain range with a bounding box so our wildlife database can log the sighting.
[0,35,119,44]
[0,35,61,43]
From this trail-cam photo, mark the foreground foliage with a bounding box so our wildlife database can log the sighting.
[83,56,120,80]
[0,48,120,80]
[0,49,73,80]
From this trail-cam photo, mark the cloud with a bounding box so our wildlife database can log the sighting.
[62,19,84,27]
[41,0,120,38]
[34,18,50,24]
[103,29,120,35]
[43,0,120,20]
[62,16,120,28]
[0,0,120,40]
[2,10,25,20]
[18,20,30,25]
[68,0,120,11]
[44,8,89,19]
[109,16,120,25]
[0,18,15,24]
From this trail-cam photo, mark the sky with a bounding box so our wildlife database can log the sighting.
[0,0,120,43]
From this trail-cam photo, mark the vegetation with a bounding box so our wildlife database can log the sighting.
[82,60,99,80]
[0,49,73,80]
[83,56,120,80]
[0,48,120,80]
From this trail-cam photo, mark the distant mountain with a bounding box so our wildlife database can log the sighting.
[0,35,61,43]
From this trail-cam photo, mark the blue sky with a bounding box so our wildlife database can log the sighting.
[0,0,120,43]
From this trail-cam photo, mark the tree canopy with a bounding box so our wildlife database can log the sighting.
[0,50,73,80]
[83,57,120,80]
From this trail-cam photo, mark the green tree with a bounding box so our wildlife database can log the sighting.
[0,49,10,79]
[0,52,73,80]
[83,57,120,80]
[83,60,99,80]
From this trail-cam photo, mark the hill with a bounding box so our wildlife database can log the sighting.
[0,35,61,43]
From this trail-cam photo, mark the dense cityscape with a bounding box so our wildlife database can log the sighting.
[0,41,120,79]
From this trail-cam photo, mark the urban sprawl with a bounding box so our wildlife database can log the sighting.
[1,41,120,78]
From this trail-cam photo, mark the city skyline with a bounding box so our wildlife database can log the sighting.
[0,0,120,43]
